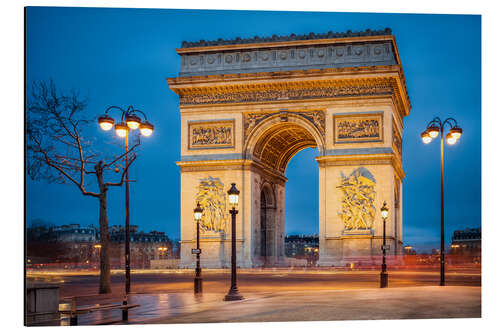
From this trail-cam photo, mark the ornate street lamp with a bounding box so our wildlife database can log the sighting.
[98,105,154,294]
[380,201,389,288]
[224,183,243,301]
[193,202,203,294]
[421,117,462,286]
[97,115,114,131]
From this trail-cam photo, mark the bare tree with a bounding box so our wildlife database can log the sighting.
[26,80,139,294]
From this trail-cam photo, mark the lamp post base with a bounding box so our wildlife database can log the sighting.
[380,271,388,288]
[194,276,203,294]
[224,287,243,301]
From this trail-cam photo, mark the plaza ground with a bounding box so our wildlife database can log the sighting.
[27,268,481,324]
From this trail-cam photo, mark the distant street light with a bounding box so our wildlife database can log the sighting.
[380,201,389,288]
[421,117,463,286]
[224,183,243,301]
[98,105,154,294]
[93,244,102,265]
[158,247,168,259]
[193,202,203,294]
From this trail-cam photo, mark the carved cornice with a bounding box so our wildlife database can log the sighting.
[316,153,405,179]
[181,83,393,106]
[176,159,288,183]
[176,30,398,80]
[169,64,402,84]
[168,65,410,117]
[174,77,396,106]
[180,28,393,49]
[316,154,393,166]
[177,159,249,169]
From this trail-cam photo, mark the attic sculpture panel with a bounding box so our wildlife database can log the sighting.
[188,120,234,149]
[334,113,382,143]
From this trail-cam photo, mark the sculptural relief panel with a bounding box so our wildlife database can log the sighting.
[188,120,235,149]
[195,177,228,234]
[334,113,383,143]
[337,167,377,230]
[179,83,394,105]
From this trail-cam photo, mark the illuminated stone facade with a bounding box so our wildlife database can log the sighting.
[168,29,410,267]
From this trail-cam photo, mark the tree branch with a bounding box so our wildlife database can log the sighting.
[32,135,99,197]
[73,122,85,188]
[105,154,138,187]
[102,142,141,169]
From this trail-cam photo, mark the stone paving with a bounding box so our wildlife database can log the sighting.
[144,286,481,324]
[61,286,480,325]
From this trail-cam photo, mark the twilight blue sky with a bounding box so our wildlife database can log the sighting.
[25,7,481,251]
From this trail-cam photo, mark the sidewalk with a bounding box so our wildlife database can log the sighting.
[100,286,480,325]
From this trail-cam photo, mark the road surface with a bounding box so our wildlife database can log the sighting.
[26,268,481,325]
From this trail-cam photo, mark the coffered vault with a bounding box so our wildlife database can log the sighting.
[168,28,410,268]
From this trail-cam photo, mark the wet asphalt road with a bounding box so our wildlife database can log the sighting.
[27,267,481,298]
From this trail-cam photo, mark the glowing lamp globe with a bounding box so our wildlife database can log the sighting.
[227,183,240,207]
[98,115,114,131]
[194,202,203,221]
[125,114,141,130]
[450,126,462,140]
[446,132,457,145]
[115,122,128,138]
[421,131,432,144]
[139,121,154,137]
[380,201,389,219]
[427,125,440,138]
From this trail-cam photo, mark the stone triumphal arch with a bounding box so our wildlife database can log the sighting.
[167,28,411,268]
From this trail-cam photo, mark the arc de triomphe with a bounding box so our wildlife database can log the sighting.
[167,28,410,268]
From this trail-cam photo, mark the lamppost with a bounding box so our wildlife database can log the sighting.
[98,105,154,294]
[380,201,389,288]
[421,117,462,286]
[193,202,203,294]
[224,183,243,301]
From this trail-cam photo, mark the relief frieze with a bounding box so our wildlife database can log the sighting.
[334,113,383,143]
[180,84,394,106]
[195,177,228,233]
[338,167,377,230]
[188,120,235,150]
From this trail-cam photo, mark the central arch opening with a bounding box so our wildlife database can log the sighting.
[248,115,323,267]
[253,123,317,173]
[284,148,319,236]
